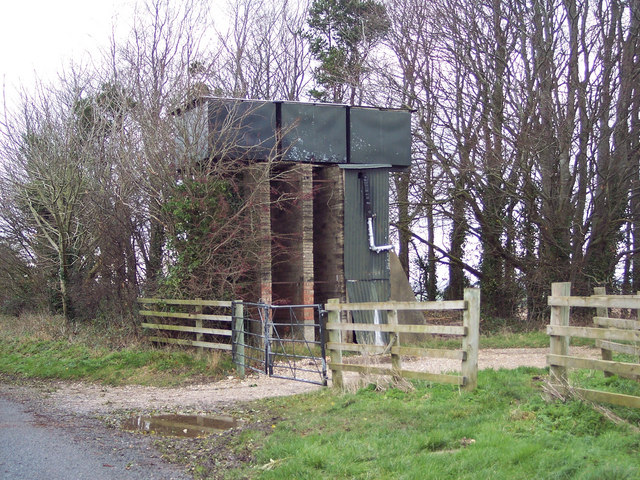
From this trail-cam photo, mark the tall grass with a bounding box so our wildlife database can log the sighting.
[0,313,234,386]
[0,312,142,348]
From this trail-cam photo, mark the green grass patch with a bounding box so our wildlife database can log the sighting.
[3,314,638,478]
[0,314,234,386]
[481,330,549,348]
[172,368,640,479]
[0,337,233,386]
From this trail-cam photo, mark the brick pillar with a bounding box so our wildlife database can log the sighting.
[313,165,347,340]
[313,165,345,302]
[300,164,315,341]
[245,163,272,305]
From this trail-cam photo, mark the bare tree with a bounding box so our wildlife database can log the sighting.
[102,0,216,296]
[0,75,97,323]
[379,0,640,321]
[213,0,313,101]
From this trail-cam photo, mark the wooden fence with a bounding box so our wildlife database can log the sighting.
[547,282,640,408]
[325,288,480,391]
[138,298,242,352]
[593,286,640,380]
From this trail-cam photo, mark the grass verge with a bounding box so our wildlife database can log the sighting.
[0,314,233,386]
[2,314,637,478]
[159,368,640,480]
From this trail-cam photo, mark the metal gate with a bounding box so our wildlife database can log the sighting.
[232,302,328,386]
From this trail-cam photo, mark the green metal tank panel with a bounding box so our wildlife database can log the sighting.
[350,107,411,167]
[200,98,410,168]
[281,103,347,163]
[208,100,277,160]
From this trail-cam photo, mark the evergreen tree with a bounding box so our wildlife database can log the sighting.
[306,0,390,104]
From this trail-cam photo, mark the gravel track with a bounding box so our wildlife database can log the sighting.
[2,346,600,416]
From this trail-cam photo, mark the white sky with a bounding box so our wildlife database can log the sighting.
[0,0,135,108]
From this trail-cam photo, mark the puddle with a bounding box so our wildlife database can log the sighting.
[122,414,237,438]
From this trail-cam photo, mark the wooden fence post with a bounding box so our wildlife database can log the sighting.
[233,301,245,378]
[327,298,343,389]
[593,286,613,377]
[550,282,571,385]
[388,308,402,374]
[462,288,480,391]
[637,292,640,364]
[195,298,203,353]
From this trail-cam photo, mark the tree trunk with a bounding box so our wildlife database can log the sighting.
[393,170,411,279]
[146,217,164,293]
[446,177,466,300]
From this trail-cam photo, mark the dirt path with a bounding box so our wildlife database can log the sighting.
[0,346,599,416]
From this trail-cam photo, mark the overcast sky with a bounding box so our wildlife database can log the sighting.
[0,0,135,108]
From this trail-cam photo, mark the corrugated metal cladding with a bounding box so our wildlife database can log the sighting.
[343,167,392,344]
[343,168,390,281]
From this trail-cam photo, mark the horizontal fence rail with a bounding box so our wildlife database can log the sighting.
[325,300,467,311]
[138,298,235,352]
[324,323,467,336]
[546,283,640,408]
[325,288,480,391]
[547,295,640,309]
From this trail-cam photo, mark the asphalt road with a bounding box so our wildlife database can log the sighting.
[0,395,191,480]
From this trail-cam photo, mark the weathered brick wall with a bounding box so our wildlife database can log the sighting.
[269,164,316,339]
[244,162,345,341]
[243,163,272,304]
[313,165,345,305]
[271,164,308,305]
